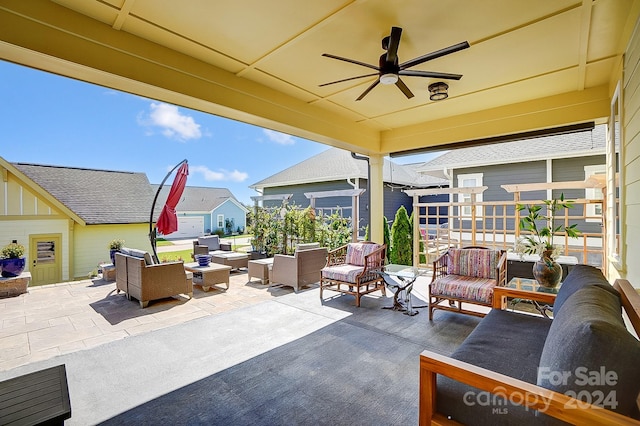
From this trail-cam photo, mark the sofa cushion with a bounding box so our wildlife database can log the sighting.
[143,252,154,266]
[437,309,551,425]
[345,243,381,266]
[446,248,500,279]
[538,285,640,420]
[431,274,496,304]
[553,264,619,314]
[197,235,220,251]
[296,242,320,251]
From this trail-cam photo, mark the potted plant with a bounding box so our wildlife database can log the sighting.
[1,242,26,278]
[108,239,125,265]
[515,194,581,287]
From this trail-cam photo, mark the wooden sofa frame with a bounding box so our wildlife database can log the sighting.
[320,242,386,307]
[429,246,507,319]
[419,278,640,425]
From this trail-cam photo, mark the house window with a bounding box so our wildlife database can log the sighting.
[457,173,483,219]
[217,214,224,229]
[584,165,605,222]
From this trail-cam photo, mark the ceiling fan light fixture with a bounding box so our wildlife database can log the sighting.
[380,73,399,85]
[428,82,449,101]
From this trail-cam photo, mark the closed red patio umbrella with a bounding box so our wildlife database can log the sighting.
[149,159,188,262]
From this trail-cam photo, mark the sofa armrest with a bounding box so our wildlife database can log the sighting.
[220,242,232,251]
[419,350,640,426]
[492,287,557,309]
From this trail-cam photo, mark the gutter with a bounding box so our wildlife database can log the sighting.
[350,152,370,230]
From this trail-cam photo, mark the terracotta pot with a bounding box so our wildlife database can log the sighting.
[532,250,562,288]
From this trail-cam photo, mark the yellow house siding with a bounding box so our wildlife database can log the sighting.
[623,20,640,286]
[1,171,59,217]
[73,223,153,279]
[0,218,70,280]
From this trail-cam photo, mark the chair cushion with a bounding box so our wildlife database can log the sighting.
[321,264,364,284]
[296,242,320,251]
[538,285,640,420]
[446,248,500,279]
[345,243,381,266]
[143,252,154,266]
[431,274,496,304]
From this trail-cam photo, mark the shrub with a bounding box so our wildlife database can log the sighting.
[390,206,412,265]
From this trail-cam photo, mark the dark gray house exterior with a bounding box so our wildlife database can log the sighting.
[416,124,609,236]
[249,148,448,230]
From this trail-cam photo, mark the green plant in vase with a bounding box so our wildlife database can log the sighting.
[515,194,581,287]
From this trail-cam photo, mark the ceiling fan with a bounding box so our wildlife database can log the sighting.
[320,27,469,101]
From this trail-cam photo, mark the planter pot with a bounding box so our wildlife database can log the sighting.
[1,257,26,278]
[532,250,562,288]
[248,251,267,260]
[110,249,120,266]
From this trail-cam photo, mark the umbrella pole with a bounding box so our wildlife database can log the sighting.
[149,159,188,263]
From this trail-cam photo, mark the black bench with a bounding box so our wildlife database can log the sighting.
[0,364,71,425]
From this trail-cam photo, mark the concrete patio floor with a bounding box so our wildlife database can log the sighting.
[0,271,293,372]
[0,268,483,425]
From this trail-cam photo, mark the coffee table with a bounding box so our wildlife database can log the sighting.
[183,262,232,291]
[378,264,428,316]
[210,252,249,271]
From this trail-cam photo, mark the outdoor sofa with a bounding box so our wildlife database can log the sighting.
[419,265,640,425]
[115,248,193,308]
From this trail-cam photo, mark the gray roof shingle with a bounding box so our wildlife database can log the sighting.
[13,163,155,225]
[417,125,607,172]
[151,185,245,212]
[250,147,447,189]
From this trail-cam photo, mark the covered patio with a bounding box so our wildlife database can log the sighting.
[0,271,482,425]
[1,1,640,424]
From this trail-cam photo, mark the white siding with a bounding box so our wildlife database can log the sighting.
[622,19,640,285]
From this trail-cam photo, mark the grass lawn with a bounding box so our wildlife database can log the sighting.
[157,249,192,262]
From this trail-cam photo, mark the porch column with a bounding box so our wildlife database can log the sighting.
[369,154,384,244]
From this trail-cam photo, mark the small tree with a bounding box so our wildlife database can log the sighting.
[390,206,412,265]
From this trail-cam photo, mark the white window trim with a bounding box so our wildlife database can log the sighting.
[584,164,605,223]
[457,173,483,220]
[217,214,224,229]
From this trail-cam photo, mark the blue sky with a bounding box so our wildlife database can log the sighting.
[0,60,436,205]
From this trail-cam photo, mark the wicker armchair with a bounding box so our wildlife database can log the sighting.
[320,242,386,307]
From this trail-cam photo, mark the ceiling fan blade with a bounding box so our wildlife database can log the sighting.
[385,27,402,65]
[322,53,379,71]
[399,70,463,80]
[356,79,380,101]
[319,73,380,87]
[399,41,470,70]
[395,78,414,99]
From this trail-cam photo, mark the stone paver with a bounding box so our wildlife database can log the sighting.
[0,270,291,371]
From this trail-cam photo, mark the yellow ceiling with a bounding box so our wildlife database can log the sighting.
[1,0,638,156]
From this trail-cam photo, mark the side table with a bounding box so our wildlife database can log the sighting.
[248,258,274,284]
[99,263,116,282]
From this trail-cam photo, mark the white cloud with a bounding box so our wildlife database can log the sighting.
[140,102,202,141]
[191,165,248,182]
[263,129,295,145]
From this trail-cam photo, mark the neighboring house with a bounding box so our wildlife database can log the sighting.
[249,148,448,229]
[151,185,248,238]
[0,157,157,285]
[415,124,610,236]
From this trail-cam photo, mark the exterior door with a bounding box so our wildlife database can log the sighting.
[29,234,62,286]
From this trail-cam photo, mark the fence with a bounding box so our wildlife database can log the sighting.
[410,193,607,273]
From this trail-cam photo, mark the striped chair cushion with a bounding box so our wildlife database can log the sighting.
[321,264,364,284]
[431,274,497,304]
[345,243,381,267]
[446,248,500,279]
